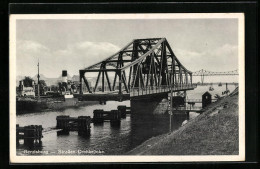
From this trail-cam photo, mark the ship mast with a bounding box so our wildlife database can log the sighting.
[37,59,40,99]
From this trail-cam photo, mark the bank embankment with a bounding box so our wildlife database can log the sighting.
[127,91,239,155]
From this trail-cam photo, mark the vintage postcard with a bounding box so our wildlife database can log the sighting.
[9,13,245,163]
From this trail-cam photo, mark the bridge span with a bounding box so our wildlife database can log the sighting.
[74,84,196,101]
[76,38,196,102]
[192,69,238,84]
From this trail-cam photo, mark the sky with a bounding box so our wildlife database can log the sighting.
[16,18,239,82]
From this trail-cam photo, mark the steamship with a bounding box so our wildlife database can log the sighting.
[16,70,99,114]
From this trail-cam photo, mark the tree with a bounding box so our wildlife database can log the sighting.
[50,85,59,92]
[39,80,46,87]
[39,80,47,95]
[34,80,47,96]
[23,76,33,87]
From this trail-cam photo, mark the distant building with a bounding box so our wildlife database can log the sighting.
[202,91,212,108]
[17,80,35,97]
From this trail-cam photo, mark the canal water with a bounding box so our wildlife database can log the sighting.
[16,84,236,155]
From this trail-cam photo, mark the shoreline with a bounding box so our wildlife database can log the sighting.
[16,97,99,114]
[127,90,239,155]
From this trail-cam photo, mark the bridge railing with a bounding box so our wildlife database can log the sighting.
[130,84,197,96]
[186,98,217,103]
[173,106,202,111]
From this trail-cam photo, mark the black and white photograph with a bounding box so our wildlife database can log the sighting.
[9,13,245,163]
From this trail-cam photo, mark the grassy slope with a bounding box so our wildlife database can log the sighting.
[127,93,239,155]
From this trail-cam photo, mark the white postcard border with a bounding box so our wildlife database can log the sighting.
[9,13,245,163]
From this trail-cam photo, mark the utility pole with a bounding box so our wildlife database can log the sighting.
[37,60,40,100]
[169,83,173,133]
[226,83,228,96]
[169,65,174,133]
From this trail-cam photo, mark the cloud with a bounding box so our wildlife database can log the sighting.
[55,41,120,61]
[16,39,238,79]
[17,40,50,54]
[16,40,51,77]
[174,49,201,58]
[174,44,238,72]
[16,40,120,77]
[213,44,238,57]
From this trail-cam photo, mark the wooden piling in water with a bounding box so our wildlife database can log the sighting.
[93,109,105,123]
[24,126,33,145]
[56,115,91,135]
[110,110,121,122]
[16,124,43,146]
[16,124,19,145]
[109,110,121,127]
[78,116,91,135]
[56,115,70,131]
[117,105,127,118]
[93,109,122,124]
[92,105,130,125]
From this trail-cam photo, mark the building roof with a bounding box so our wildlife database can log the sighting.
[202,91,211,96]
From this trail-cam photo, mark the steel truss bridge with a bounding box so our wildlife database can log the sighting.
[76,38,196,101]
[192,69,239,84]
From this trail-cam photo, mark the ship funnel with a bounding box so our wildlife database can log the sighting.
[19,80,24,91]
[62,70,67,83]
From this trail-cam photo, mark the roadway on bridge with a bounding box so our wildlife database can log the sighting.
[74,85,196,101]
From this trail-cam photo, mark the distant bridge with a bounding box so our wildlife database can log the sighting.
[196,82,238,86]
[75,38,196,101]
[192,69,239,84]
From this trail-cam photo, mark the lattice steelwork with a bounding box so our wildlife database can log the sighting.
[79,38,195,96]
[192,69,239,84]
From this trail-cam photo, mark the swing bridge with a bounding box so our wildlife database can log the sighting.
[74,38,196,101]
[73,38,238,102]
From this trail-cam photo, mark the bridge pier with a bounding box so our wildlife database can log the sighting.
[129,93,168,146]
[130,92,169,114]
[129,92,192,149]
